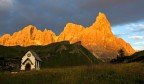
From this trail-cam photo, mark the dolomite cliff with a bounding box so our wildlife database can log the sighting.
[0,25,56,46]
[57,12,135,61]
[0,12,135,62]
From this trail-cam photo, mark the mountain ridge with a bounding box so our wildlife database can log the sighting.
[0,12,135,62]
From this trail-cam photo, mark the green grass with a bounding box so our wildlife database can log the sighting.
[112,50,144,63]
[0,41,100,70]
[0,63,144,84]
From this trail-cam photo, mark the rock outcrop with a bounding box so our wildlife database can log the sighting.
[0,25,56,46]
[0,12,135,62]
[57,12,135,61]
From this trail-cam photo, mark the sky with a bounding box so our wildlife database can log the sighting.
[0,0,144,50]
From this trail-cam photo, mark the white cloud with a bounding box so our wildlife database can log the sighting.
[127,23,144,28]
[113,21,144,33]
[133,41,144,50]
[134,41,144,45]
[129,36,144,40]
[0,0,13,10]
[133,46,144,50]
[127,22,144,32]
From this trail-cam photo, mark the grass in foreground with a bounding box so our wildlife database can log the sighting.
[0,63,144,84]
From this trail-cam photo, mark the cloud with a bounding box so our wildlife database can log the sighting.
[0,0,144,50]
[133,41,144,50]
[112,22,144,50]
[0,0,13,10]
[128,23,144,32]
[134,28,144,33]
[133,40,144,50]
[113,21,144,34]
[129,36,144,40]
[134,41,144,45]
[0,0,144,36]
[77,0,130,10]
[77,0,144,26]
[133,45,144,50]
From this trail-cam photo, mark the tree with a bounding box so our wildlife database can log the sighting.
[110,49,125,63]
[118,49,125,58]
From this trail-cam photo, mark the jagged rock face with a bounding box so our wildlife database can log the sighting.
[57,23,84,42]
[0,25,56,46]
[57,12,135,62]
[0,12,135,62]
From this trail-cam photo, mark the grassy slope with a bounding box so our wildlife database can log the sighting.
[0,41,100,69]
[0,63,144,84]
[127,51,144,62]
[112,50,144,63]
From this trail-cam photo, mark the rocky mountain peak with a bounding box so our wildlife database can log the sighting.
[0,12,135,62]
[64,23,84,31]
[57,23,84,42]
[97,12,107,20]
[43,28,48,32]
[21,25,37,35]
[89,12,113,37]
[0,25,56,46]
[57,12,135,61]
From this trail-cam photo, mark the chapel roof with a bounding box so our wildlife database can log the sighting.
[29,50,42,61]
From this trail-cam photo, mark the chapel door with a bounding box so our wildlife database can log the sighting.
[25,63,31,71]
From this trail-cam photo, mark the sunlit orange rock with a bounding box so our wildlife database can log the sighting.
[57,12,135,61]
[0,12,135,61]
[57,23,84,42]
[0,25,56,46]
[0,34,11,46]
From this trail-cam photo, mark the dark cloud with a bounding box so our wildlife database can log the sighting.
[0,0,144,35]
[77,0,144,26]
[0,0,13,10]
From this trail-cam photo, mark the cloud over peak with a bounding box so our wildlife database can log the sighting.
[0,0,144,50]
[0,0,14,10]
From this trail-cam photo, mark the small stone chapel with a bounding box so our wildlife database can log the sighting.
[20,50,42,71]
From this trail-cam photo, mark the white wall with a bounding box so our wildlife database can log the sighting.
[20,51,36,70]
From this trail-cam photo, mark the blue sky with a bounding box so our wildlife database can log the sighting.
[112,21,144,50]
[0,0,144,50]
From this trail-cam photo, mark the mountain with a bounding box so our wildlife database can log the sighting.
[0,41,101,70]
[0,12,135,62]
[0,25,56,46]
[57,12,135,61]
[41,41,101,67]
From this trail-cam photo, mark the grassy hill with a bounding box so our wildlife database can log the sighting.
[111,50,144,63]
[126,51,144,62]
[0,41,101,71]
[1,42,144,84]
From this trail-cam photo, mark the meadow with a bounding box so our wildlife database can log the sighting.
[0,63,144,84]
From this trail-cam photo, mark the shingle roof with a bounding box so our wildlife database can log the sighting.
[29,50,42,61]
